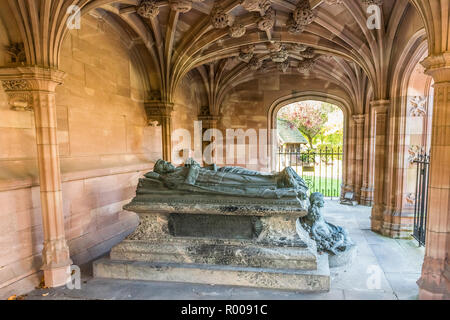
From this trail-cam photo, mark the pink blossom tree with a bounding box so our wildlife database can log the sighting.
[278,101,329,149]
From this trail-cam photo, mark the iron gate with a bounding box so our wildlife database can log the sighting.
[276,146,343,199]
[412,152,430,246]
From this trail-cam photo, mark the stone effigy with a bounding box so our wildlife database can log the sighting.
[94,159,355,291]
[127,158,309,209]
[298,192,356,267]
[124,159,310,247]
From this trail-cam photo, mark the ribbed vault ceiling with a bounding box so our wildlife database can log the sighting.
[4,0,427,115]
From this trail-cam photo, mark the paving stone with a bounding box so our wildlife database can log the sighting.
[385,272,421,300]
[343,290,398,300]
[23,201,425,300]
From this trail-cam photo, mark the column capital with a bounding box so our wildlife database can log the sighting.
[0,66,65,89]
[144,100,174,126]
[370,100,390,114]
[421,53,450,83]
[0,66,65,111]
[352,114,365,124]
[198,114,220,128]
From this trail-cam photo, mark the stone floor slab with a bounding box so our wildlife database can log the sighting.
[24,200,425,300]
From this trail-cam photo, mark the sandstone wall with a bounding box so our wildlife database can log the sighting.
[217,74,351,172]
[0,15,162,297]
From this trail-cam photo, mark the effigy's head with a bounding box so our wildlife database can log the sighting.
[310,192,324,208]
[154,159,176,174]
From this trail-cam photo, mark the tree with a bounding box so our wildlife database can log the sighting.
[314,106,344,149]
[278,101,329,149]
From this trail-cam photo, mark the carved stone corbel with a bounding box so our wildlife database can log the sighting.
[145,99,174,161]
[144,100,174,127]
[0,79,33,111]
[170,0,194,13]
[136,0,159,18]
[198,106,219,128]
[0,66,65,112]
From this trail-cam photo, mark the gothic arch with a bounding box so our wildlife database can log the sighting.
[267,91,351,179]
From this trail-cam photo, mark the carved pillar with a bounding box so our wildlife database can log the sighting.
[0,66,71,287]
[353,115,365,203]
[370,100,389,234]
[198,107,220,165]
[380,94,422,239]
[417,54,450,300]
[360,113,374,206]
[145,100,174,162]
[342,118,356,197]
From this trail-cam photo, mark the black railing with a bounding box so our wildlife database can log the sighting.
[413,152,430,246]
[276,146,343,199]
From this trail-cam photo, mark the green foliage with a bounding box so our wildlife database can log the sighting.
[278,101,343,150]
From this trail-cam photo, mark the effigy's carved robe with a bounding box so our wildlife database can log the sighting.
[143,159,309,201]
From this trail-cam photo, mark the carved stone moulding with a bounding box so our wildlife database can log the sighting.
[1,80,33,111]
[287,19,306,35]
[5,43,26,65]
[240,0,271,14]
[148,90,162,101]
[278,60,290,73]
[407,145,422,165]
[257,7,275,31]
[259,61,271,73]
[361,0,383,6]
[240,0,261,12]
[299,47,315,59]
[1,79,30,91]
[292,0,315,26]
[297,58,316,73]
[324,0,343,5]
[4,91,33,111]
[238,45,255,63]
[267,41,281,52]
[229,23,246,38]
[199,105,211,117]
[287,0,316,34]
[170,0,196,13]
[144,101,174,126]
[248,56,262,70]
[270,46,288,63]
[409,96,427,117]
[211,4,233,29]
[258,0,272,14]
[136,0,159,18]
[292,43,308,52]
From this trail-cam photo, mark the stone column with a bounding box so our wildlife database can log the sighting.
[0,66,71,287]
[145,100,174,162]
[370,100,389,233]
[198,113,219,165]
[417,54,450,299]
[342,118,356,197]
[361,113,374,206]
[353,115,365,203]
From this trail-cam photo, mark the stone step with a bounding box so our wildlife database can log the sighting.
[110,237,318,270]
[93,254,330,292]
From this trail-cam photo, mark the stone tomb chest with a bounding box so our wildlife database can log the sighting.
[94,160,330,292]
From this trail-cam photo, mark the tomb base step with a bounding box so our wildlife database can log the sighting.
[110,238,318,270]
[93,254,330,292]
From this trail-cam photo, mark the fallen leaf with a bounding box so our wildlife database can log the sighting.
[42,293,49,297]
[36,276,48,289]
[7,295,17,300]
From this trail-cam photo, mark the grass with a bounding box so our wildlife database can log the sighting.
[300,176,342,198]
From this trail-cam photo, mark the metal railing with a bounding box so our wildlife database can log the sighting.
[413,152,430,246]
[276,146,343,199]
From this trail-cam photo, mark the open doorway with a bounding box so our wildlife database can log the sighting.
[276,100,344,199]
